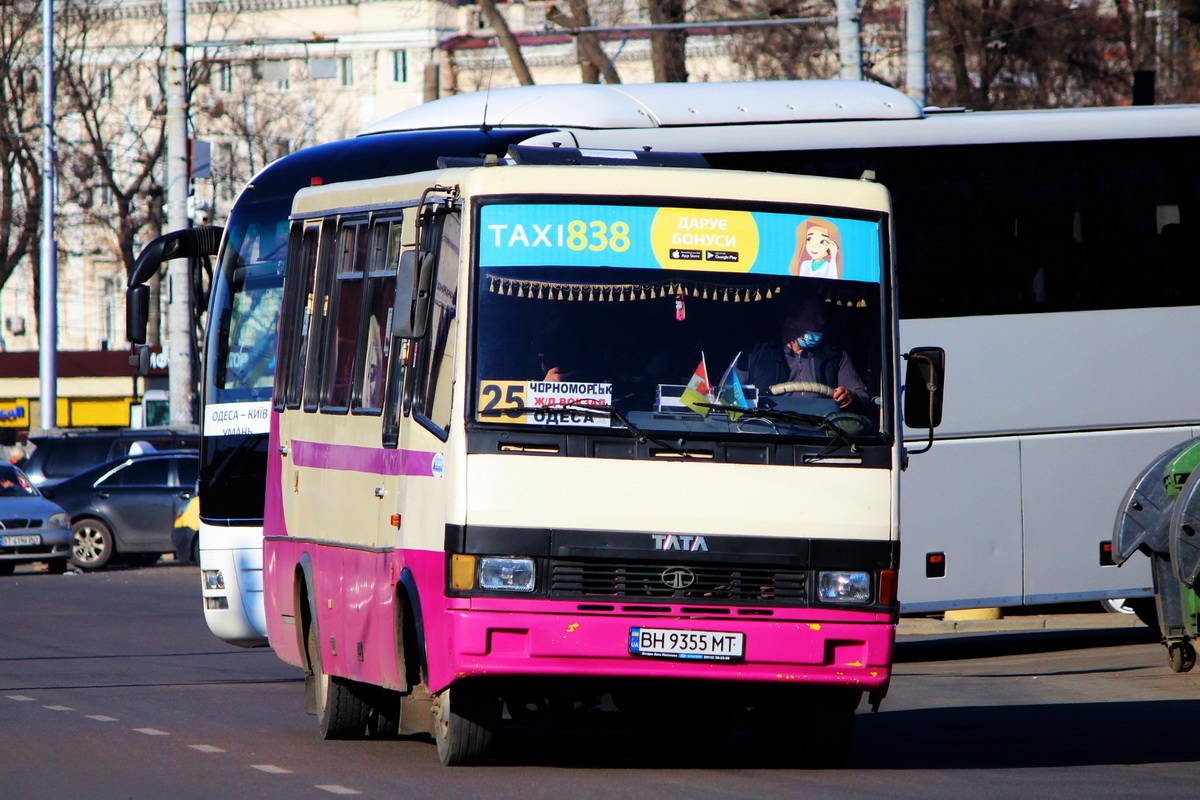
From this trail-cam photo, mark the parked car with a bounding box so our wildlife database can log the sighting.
[0,463,72,575]
[41,451,198,570]
[18,427,199,488]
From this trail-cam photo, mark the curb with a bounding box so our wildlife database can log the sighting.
[897,613,1149,635]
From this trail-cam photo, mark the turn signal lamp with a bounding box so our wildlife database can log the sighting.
[451,554,476,590]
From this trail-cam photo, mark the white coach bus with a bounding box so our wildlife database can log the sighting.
[362,80,1200,612]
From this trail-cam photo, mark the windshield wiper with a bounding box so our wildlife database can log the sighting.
[696,402,855,454]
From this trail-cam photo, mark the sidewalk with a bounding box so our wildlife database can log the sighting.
[897,612,1150,635]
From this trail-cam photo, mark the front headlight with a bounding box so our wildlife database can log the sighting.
[47,512,68,529]
[818,571,872,603]
[203,569,225,590]
[478,557,536,592]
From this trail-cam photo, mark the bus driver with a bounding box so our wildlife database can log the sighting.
[739,295,871,412]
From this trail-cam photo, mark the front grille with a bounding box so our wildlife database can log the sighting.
[549,559,807,605]
[0,519,34,529]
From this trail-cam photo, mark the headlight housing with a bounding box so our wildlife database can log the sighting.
[477,557,536,592]
[817,571,872,603]
[202,569,225,590]
[47,512,68,529]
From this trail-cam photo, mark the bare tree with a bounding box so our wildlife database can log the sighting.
[547,0,624,83]
[648,0,689,82]
[478,0,536,85]
[703,0,838,80]
[55,1,170,270]
[926,0,1134,109]
[0,5,44,303]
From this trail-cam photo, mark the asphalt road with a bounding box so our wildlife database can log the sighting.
[1,563,1195,799]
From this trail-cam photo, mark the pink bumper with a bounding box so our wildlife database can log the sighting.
[435,601,894,692]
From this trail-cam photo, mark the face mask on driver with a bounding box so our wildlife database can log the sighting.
[795,331,824,350]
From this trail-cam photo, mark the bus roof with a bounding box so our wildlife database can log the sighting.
[290,162,892,218]
[360,80,924,135]
[362,80,1200,154]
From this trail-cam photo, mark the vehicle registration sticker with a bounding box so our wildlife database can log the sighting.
[1,534,41,547]
[629,627,745,662]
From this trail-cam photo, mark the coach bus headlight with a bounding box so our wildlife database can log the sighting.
[478,557,536,592]
[818,571,871,603]
[203,569,225,590]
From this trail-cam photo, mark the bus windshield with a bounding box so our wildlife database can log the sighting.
[207,211,288,406]
[472,200,888,442]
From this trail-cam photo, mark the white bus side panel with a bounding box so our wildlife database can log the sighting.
[1021,427,1192,604]
[900,309,1200,610]
[902,307,1200,438]
[897,437,1025,610]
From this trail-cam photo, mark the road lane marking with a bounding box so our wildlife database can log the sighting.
[133,727,170,736]
[6,695,35,701]
[43,705,74,711]
[86,715,119,722]
[316,787,361,796]
[189,745,226,753]
[251,765,292,774]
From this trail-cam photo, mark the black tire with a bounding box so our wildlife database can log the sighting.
[366,688,402,739]
[1168,641,1196,673]
[70,519,114,570]
[45,558,68,575]
[433,684,500,766]
[307,622,370,739]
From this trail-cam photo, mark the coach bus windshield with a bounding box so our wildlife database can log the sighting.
[472,201,889,443]
[206,211,288,406]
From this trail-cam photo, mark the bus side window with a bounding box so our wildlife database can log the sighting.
[321,221,368,412]
[301,220,341,413]
[409,211,460,434]
[276,223,321,410]
[352,218,400,413]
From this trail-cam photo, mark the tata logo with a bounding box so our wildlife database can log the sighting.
[651,534,709,552]
[661,567,696,590]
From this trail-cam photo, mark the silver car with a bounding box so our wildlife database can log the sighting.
[0,463,72,575]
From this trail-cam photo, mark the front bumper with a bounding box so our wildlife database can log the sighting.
[436,602,894,692]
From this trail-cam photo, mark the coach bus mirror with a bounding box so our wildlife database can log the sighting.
[408,251,438,339]
[391,250,436,339]
[127,283,150,345]
[904,345,945,432]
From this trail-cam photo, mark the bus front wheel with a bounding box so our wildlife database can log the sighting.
[433,684,500,766]
[307,623,371,739]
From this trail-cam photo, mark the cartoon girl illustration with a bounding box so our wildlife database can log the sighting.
[790,217,842,279]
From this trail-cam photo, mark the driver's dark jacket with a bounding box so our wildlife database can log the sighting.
[738,342,870,410]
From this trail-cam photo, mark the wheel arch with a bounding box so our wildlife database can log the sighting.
[396,568,429,689]
[295,551,317,672]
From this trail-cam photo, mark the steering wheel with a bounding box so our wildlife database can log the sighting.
[768,381,835,397]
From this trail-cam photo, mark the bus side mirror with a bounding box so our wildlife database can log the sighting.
[904,346,945,430]
[127,283,151,345]
[391,249,437,340]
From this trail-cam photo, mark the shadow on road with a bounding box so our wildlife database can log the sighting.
[856,698,1200,770]
[896,626,1160,663]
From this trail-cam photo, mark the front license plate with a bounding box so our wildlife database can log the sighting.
[1,534,41,547]
[629,627,745,662]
